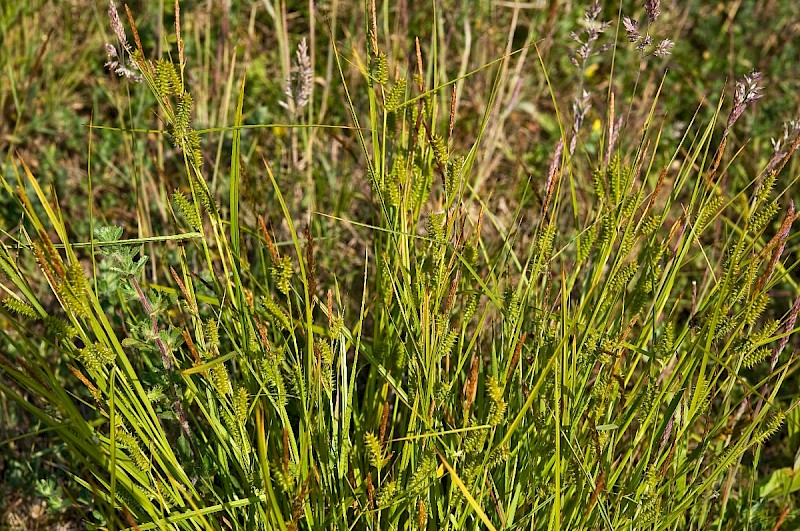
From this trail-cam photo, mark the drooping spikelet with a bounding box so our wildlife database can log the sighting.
[365,432,385,469]
[155,59,182,97]
[209,363,232,396]
[385,78,407,112]
[371,51,388,86]
[2,296,38,319]
[486,377,507,426]
[430,134,449,165]
[172,189,202,231]
[79,342,116,372]
[755,410,785,444]
[233,386,249,425]
[261,296,291,331]
[175,92,193,134]
[271,255,294,296]
[116,428,151,472]
[577,225,597,264]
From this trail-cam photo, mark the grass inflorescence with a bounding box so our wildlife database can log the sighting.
[1,0,800,529]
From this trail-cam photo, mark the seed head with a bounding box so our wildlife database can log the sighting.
[653,39,674,58]
[283,38,313,113]
[104,42,141,83]
[645,0,661,23]
[622,16,641,43]
[108,0,128,49]
[728,70,764,128]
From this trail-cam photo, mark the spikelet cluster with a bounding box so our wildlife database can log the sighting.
[638,213,661,237]
[116,427,151,472]
[487,443,510,469]
[463,423,487,455]
[193,178,218,216]
[79,342,116,372]
[44,316,77,340]
[427,213,447,285]
[233,387,249,425]
[145,385,164,404]
[537,222,556,265]
[503,288,521,329]
[593,167,607,201]
[203,319,232,395]
[599,216,616,249]
[204,318,220,352]
[695,192,724,234]
[629,264,657,315]
[637,495,662,526]
[375,480,397,507]
[754,171,777,205]
[691,378,711,416]
[271,461,299,493]
[578,330,601,367]
[155,59,182,96]
[461,240,478,272]
[154,59,203,168]
[223,403,252,471]
[2,296,38,319]
[745,293,770,325]
[315,338,334,394]
[621,195,637,221]
[406,453,437,496]
[58,263,90,318]
[261,347,287,407]
[365,432,386,468]
[271,255,294,296]
[733,328,765,365]
[329,312,344,338]
[755,410,785,444]
[721,245,745,281]
[209,362,232,396]
[749,201,779,235]
[114,486,144,515]
[577,225,597,263]
[600,261,638,312]
[462,292,479,323]
[430,134,448,166]
[385,78,407,112]
[486,377,507,426]
[176,91,193,130]
[606,156,627,205]
[742,347,771,369]
[371,51,388,86]
[713,312,736,342]
[385,155,405,207]
[171,189,202,230]
[611,261,638,293]
[617,226,637,260]
[729,259,759,306]
[156,480,180,509]
[637,382,657,423]
[261,296,291,331]
[655,322,674,358]
[435,316,458,361]
[445,156,465,197]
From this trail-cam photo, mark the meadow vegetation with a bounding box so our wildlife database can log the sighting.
[1,0,800,529]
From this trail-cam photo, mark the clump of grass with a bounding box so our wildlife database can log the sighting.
[1,1,800,529]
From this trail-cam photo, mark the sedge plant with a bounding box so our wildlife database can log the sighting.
[1,0,799,529]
